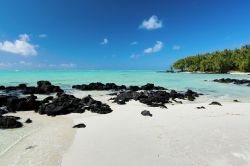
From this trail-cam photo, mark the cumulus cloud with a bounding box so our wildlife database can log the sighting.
[173,45,181,50]
[38,34,48,38]
[144,41,163,54]
[139,15,163,30]
[0,34,38,56]
[100,38,108,45]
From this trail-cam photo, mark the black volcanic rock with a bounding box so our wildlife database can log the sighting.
[36,94,113,116]
[209,101,222,106]
[111,89,199,107]
[73,123,86,128]
[0,95,41,112]
[141,110,152,117]
[2,81,63,95]
[72,82,166,91]
[214,78,250,86]
[25,118,32,123]
[0,115,23,129]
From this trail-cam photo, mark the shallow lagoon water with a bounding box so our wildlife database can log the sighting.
[0,70,250,101]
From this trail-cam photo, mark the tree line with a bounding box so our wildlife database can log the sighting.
[172,45,250,73]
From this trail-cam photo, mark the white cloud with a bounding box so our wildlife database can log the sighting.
[144,41,163,54]
[173,45,181,50]
[38,34,48,38]
[130,53,141,59]
[131,41,138,45]
[100,38,108,45]
[139,15,163,30]
[0,34,38,56]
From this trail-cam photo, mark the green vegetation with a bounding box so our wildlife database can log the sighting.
[173,45,250,73]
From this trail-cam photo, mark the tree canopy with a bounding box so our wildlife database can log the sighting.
[173,45,250,73]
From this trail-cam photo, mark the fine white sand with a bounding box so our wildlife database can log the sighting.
[62,92,250,166]
[0,111,75,166]
[1,91,250,166]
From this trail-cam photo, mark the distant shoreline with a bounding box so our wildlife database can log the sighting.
[160,70,250,75]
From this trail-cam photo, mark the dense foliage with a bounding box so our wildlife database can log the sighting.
[173,45,250,73]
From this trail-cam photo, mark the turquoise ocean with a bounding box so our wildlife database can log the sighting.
[0,70,250,101]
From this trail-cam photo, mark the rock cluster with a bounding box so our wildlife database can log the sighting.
[72,83,166,91]
[36,94,113,116]
[214,78,250,86]
[0,115,23,129]
[1,81,63,95]
[110,89,199,107]
[0,95,41,112]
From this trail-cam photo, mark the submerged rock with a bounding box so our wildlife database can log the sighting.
[73,123,86,128]
[0,115,23,129]
[141,110,153,117]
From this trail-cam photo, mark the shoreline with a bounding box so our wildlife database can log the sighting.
[165,71,250,75]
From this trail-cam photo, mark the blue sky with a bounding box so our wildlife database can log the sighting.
[0,0,250,70]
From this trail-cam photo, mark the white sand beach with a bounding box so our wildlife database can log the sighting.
[61,92,250,166]
[1,91,250,166]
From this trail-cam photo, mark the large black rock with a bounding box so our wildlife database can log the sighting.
[0,95,41,112]
[36,94,113,116]
[2,81,63,95]
[0,115,23,129]
[213,78,250,86]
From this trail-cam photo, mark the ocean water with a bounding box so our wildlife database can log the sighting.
[0,70,250,101]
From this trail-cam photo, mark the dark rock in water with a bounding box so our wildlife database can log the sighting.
[185,89,199,101]
[197,106,206,109]
[213,78,250,86]
[36,94,113,116]
[233,99,240,102]
[72,82,122,91]
[3,80,63,95]
[25,118,32,123]
[0,115,23,129]
[73,123,86,128]
[141,110,152,117]
[209,101,222,106]
[129,86,140,91]
[0,86,5,90]
[72,82,166,91]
